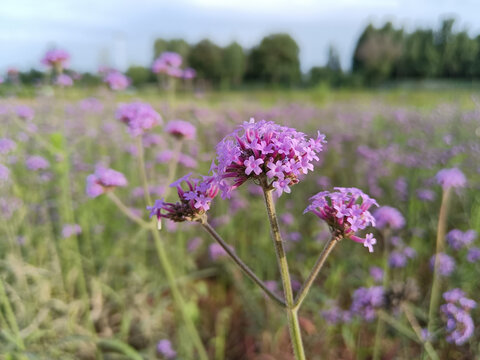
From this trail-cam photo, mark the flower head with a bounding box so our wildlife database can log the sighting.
[373,206,405,230]
[104,71,130,91]
[156,339,176,359]
[467,247,480,263]
[152,52,183,76]
[16,106,34,120]
[55,74,73,87]
[447,229,477,250]
[116,102,162,136]
[214,118,326,198]
[350,286,384,322]
[183,67,196,79]
[0,138,16,154]
[441,289,476,345]
[430,253,456,277]
[0,164,10,182]
[304,187,378,252]
[436,168,467,190]
[165,120,196,140]
[147,174,218,225]
[62,224,82,238]
[26,156,50,171]
[41,48,70,68]
[86,166,127,198]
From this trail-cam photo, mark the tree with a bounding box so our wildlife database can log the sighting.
[188,39,223,84]
[247,33,301,86]
[222,42,246,86]
[326,45,342,72]
[153,38,191,64]
[126,66,153,87]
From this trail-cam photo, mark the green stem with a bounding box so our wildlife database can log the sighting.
[201,220,286,307]
[107,192,150,228]
[261,180,306,360]
[373,228,392,360]
[136,137,208,360]
[402,304,439,360]
[427,188,451,334]
[294,235,341,309]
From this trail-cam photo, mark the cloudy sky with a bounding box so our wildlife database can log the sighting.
[1,0,480,73]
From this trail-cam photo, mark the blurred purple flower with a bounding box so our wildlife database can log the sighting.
[26,156,50,171]
[447,229,477,250]
[0,164,10,182]
[62,224,82,238]
[165,120,196,140]
[16,106,34,120]
[104,71,130,91]
[187,237,203,252]
[369,266,384,283]
[0,138,16,154]
[209,243,234,261]
[116,102,162,137]
[156,339,177,359]
[350,286,384,322]
[86,166,127,198]
[430,253,456,277]
[436,168,467,190]
[374,206,405,230]
[466,247,480,263]
[41,48,70,68]
[416,189,435,202]
[55,74,73,87]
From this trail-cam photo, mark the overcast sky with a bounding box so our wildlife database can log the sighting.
[1,0,480,73]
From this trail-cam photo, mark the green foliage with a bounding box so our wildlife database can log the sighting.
[153,38,191,63]
[221,42,246,87]
[188,39,223,84]
[126,65,154,87]
[247,33,301,86]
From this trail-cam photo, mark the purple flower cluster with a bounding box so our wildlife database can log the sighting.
[62,224,82,238]
[55,74,73,87]
[467,247,480,263]
[41,48,70,68]
[86,167,128,198]
[373,206,405,230]
[447,229,477,250]
[147,174,219,224]
[116,102,162,136]
[156,339,177,359]
[165,120,196,140]
[369,266,384,283]
[16,106,34,120]
[321,304,352,325]
[350,286,384,321]
[436,168,467,190]
[26,156,50,171]
[0,138,16,154]
[104,71,130,91]
[304,187,378,252]
[214,118,326,197]
[152,52,195,79]
[429,253,456,277]
[0,163,10,182]
[441,289,476,345]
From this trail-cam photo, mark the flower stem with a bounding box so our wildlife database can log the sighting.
[107,192,150,228]
[427,188,451,334]
[0,277,25,351]
[372,228,392,360]
[136,136,208,359]
[261,182,306,360]
[294,235,340,309]
[402,304,439,360]
[200,220,286,308]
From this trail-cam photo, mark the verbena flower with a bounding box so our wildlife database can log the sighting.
[441,289,476,345]
[165,120,196,140]
[436,168,467,190]
[183,67,196,79]
[416,189,435,202]
[147,173,219,225]
[16,106,34,120]
[369,266,384,283]
[104,71,130,91]
[373,206,405,230]
[152,52,183,75]
[116,102,162,136]
[55,74,73,87]
[0,164,10,182]
[429,253,456,276]
[26,156,50,171]
[321,304,350,325]
[389,251,407,268]
[62,224,82,238]
[350,286,384,322]
[214,118,326,198]
[304,187,378,252]
[466,247,480,263]
[0,138,16,154]
[41,48,70,68]
[447,229,477,250]
[156,339,177,359]
[86,167,128,198]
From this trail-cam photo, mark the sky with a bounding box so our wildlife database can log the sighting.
[1,0,480,73]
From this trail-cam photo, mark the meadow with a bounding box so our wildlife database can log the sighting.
[0,85,479,360]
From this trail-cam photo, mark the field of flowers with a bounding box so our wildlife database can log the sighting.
[1,83,479,360]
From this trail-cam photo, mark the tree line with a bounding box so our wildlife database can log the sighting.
[9,17,480,89]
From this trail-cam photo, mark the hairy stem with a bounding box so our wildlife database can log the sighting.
[294,235,341,309]
[261,181,306,360]
[201,220,286,308]
[427,188,451,334]
[402,304,439,360]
